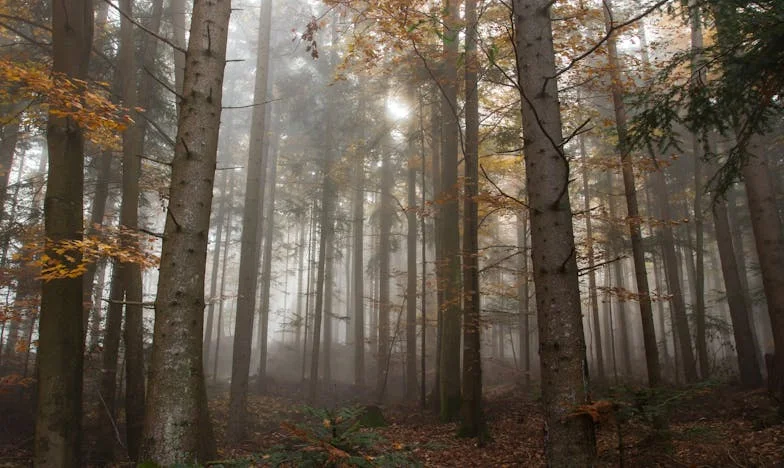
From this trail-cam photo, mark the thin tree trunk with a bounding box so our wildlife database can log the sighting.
[352,146,365,387]
[301,204,316,382]
[517,212,530,386]
[406,116,418,400]
[604,0,662,387]
[607,172,632,377]
[430,90,442,411]
[580,135,604,381]
[309,190,336,400]
[322,225,335,384]
[141,0,230,461]
[213,173,236,383]
[420,92,428,407]
[227,0,272,438]
[204,170,230,370]
[257,130,279,392]
[712,198,762,386]
[375,150,393,401]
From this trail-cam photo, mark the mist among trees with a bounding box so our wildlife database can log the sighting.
[0,0,783,465]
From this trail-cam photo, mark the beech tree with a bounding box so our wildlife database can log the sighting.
[34,1,92,465]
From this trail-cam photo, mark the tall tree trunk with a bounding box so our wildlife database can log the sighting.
[460,0,482,436]
[309,190,336,400]
[257,128,279,391]
[34,1,92,466]
[322,225,334,384]
[204,170,230,369]
[227,0,272,438]
[517,212,531,386]
[376,150,393,401]
[580,135,604,382]
[712,198,762,386]
[406,114,418,401]
[513,0,596,462]
[301,204,316,382]
[604,0,662,387]
[98,0,142,452]
[438,0,462,421]
[420,93,428,407]
[607,173,632,376]
[741,142,784,405]
[687,0,710,380]
[352,147,365,387]
[213,172,236,382]
[140,0,230,461]
[0,108,21,218]
[430,89,443,410]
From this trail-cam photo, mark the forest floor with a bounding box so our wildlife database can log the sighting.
[1,376,784,466]
[209,380,784,467]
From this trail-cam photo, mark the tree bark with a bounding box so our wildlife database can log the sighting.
[460,0,482,437]
[513,0,596,462]
[517,212,531,386]
[257,127,279,391]
[213,171,236,382]
[140,0,230,461]
[352,144,365,387]
[712,198,763,386]
[580,135,604,382]
[34,1,92,466]
[204,169,230,370]
[604,0,662,387]
[376,149,393,401]
[741,142,784,405]
[438,0,462,421]
[227,0,272,438]
[406,116,418,401]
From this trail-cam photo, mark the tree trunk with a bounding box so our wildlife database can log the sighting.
[580,135,604,382]
[419,93,428,407]
[257,128,279,392]
[309,187,336,400]
[438,0,462,422]
[406,115,418,401]
[322,224,335,384]
[204,170,230,370]
[227,0,272,438]
[604,0,662,387]
[213,171,236,382]
[140,0,230,461]
[517,212,531,386]
[460,0,482,437]
[430,92,442,410]
[352,145,365,387]
[741,141,784,405]
[513,0,596,462]
[376,150,393,401]
[687,0,710,380]
[607,173,632,377]
[34,1,92,466]
[712,198,762,386]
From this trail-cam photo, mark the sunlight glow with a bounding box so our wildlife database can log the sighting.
[386,97,410,121]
